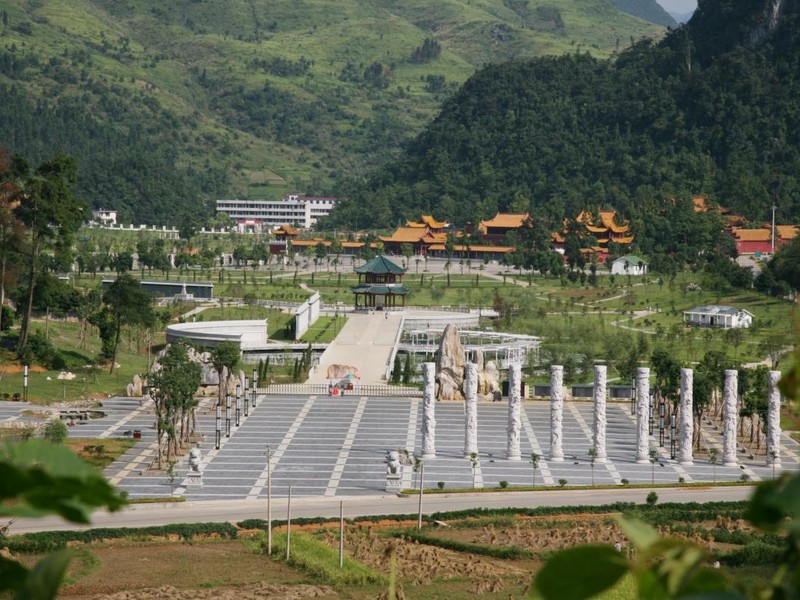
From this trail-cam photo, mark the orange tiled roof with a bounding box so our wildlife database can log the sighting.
[613,236,635,244]
[273,224,300,236]
[478,212,531,231]
[598,210,630,234]
[407,215,448,229]
[379,227,430,244]
[551,232,565,243]
[290,238,328,247]
[732,228,771,242]
[776,225,798,240]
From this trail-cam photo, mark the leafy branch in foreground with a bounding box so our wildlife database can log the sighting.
[0,440,127,598]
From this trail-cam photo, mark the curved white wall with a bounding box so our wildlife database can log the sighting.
[166,320,268,350]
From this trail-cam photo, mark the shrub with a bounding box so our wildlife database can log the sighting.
[437,481,445,490]
[558,479,568,488]
[723,540,785,567]
[678,477,686,485]
[646,492,658,506]
[42,420,68,444]
[499,480,509,489]
[620,478,629,486]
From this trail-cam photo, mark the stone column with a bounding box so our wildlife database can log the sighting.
[678,368,694,465]
[421,363,436,459]
[636,367,650,464]
[592,365,607,463]
[464,362,478,457]
[722,369,738,467]
[507,363,522,460]
[766,370,782,466]
[549,365,564,462]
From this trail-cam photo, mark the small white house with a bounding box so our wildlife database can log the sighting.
[682,305,754,329]
[611,255,648,276]
[92,209,118,226]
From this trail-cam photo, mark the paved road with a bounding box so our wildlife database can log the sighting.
[9,484,756,534]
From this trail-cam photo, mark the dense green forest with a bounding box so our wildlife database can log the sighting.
[0,0,663,224]
[326,0,800,230]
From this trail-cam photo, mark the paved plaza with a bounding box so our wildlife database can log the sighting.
[3,394,797,500]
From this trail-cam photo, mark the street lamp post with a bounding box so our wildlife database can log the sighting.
[215,403,221,449]
[225,394,232,437]
[252,370,258,408]
[244,377,250,417]
[658,399,666,447]
[235,384,241,427]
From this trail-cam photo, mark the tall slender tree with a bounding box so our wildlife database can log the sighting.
[13,153,87,351]
[101,274,155,373]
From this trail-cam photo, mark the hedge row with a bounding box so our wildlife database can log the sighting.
[7,522,238,553]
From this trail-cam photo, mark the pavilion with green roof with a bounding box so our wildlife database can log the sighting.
[352,255,409,310]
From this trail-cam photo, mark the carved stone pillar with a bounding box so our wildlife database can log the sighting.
[464,362,478,457]
[421,362,436,459]
[507,363,521,460]
[593,365,607,462]
[678,368,694,465]
[722,369,738,467]
[550,365,564,462]
[636,367,650,464]
[766,370,782,466]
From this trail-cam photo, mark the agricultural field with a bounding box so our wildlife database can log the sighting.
[4,502,784,599]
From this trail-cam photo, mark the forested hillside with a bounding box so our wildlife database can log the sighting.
[0,0,663,224]
[327,0,800,230]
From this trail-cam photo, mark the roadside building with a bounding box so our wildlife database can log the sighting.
[216,195,338,232]
[682,305,754,329]
[610,255,648,276]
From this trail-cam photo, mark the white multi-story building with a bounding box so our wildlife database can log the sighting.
[216,194,338,231]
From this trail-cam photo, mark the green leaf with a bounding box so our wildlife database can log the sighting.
[618,516,661,551]
[746,472,800,532]
[13,549,72,600]
[0,556,29,592]
[532,545,629,600]
[0,440,126,523]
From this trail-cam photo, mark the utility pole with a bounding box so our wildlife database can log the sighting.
[771,204,777,253]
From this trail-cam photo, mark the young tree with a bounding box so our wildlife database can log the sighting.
[211,341,240,406]
[101,274,156,373]
[149,342,202,468]
[13,153,88,351]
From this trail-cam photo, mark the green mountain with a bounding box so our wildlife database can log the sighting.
[0,0,663,224]
[328,0,800,229]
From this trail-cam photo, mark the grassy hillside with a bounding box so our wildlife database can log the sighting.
[0,0,664,223]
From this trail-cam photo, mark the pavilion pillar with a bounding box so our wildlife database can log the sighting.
[464,362,478,457]
[549,365,564,462]
[636,367,650,464]
[766,370,782,467]
[421,363,436,459]
[678,368,694,465]
[507,363,522,460]
[592,365,607,463]
[722,369,738,467]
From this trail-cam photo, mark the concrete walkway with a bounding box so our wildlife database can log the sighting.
[306,310,402,384]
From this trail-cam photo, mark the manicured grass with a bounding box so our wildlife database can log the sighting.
[65,438,138,470]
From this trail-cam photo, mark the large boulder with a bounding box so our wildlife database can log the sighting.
[474,350,501,402]
[326,364,360,380]
[435,324,466,401]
